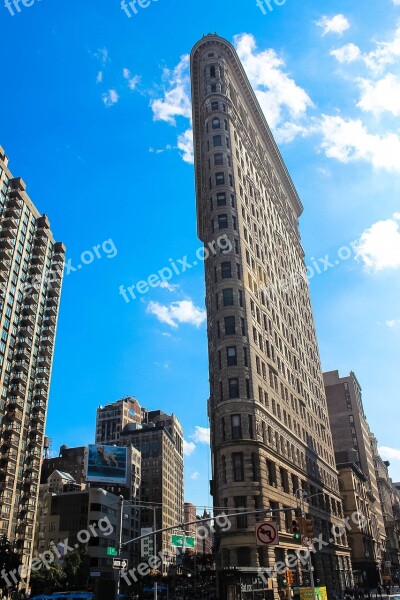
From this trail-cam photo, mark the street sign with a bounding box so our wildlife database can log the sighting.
[141,528,154,558]
[107,547,117,556]
[171,534,195,548]
[255,521,279,546]
[113,558,128,569]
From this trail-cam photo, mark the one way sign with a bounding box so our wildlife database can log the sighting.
[113,558,128,569]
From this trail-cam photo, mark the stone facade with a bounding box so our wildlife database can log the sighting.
[191,35,352,599]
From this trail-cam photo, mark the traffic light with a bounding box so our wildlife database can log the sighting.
[292,517,303,541]
[287,570,294,586]
[302,518,314,539]
[282,570,288,585]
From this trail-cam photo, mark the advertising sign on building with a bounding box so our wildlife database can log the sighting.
[85,445,128,484]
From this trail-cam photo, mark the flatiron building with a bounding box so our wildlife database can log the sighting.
[190,35,352,598]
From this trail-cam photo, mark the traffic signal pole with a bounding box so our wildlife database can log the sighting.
[295,489,317,600]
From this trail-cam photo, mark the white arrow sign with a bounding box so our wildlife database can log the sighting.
[113,558,128,569]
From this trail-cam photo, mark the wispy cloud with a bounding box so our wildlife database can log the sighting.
[191,471,200,480]
[96,71,103,84]
[151,55,192,125]
[102,90,119,107]
[146,300,206,328]
[123,68,141,91]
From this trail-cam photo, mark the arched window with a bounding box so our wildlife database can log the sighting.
[210,65,216,78]
[212,117,220,130]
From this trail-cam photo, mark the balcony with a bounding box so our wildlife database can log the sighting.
[0,260,10,273]
[32,401,46,415]
[25,293,39,304]
[45,305,57,317]
[34,389,47,402]
[11,370,28,384]
[40,336,53,347]
[2,216,18,229]
[46,296,58,307]
[8,385,25,399]
[19,325,34,339]
[30,263,44,275]
[18,338,32,350]
[0,248,12,261]
[7,195,23,209]
[4,206,19,219]
[37,355,51,368]
[37,366,50,377]
[13,360,29,374]
[33,242,45,256]
[0,270,8,283]
[0,237,13,250]
[15,346,31,360]
[5,407,23,421]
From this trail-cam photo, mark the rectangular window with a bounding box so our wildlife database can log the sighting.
[216,172,225,185]
[232,453,244,481]
[213,135,222,147]
[217,192,226,206]
[221,262,232,279]
[243,346,248,367]
[224,316,236,335]
[211,101,219,111]
[214,153,223,166]
[231,415,242,439]
[235,496,247,527]
[227,346,237,366]
[228,378,239,398]
[223,288,234,306]
[218,214,228,229]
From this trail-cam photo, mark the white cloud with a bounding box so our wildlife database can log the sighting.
[190,426,210,444]
[95,47,109,64]
[146,300,206,328]
[233,33,313,131]
[177,128,194,163]
[357,74,400,116]
[159,281,179,292]
[123,68,141,91]
[331,43,361,64]
[151,55,192,125]
[317,14,350,37]
[354,213,400,271]
[183,440,196,457]
[319,115,400,172]
[96,71,103,84]
[102,90,119,107]
[363,23,400,73]
[191,472,200,480]
[385,319,400,328]
[379,446,400,461]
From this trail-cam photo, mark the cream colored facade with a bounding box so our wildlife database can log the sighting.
[0,147,65,583]
[191,35,352,598]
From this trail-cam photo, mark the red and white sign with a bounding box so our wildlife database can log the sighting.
[255,521,279,546]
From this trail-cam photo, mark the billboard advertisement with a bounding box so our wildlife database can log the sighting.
[86,445,128,484]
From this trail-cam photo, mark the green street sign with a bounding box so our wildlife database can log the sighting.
[171,535,195,548]
[107,547,117,556]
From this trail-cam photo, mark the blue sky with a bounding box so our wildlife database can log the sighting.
[1,0,400,508]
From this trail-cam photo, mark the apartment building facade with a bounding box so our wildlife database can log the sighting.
[191,35,352,599]
[96,396,142,444]
[324,370,387,578]
[0,147,65,585]
[370,434,400,582]
[119,409,184,574]
[336,451,379,586]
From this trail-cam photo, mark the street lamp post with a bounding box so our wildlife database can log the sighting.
[116,495,124,600]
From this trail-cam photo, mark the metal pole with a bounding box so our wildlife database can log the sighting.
[153,506,157,600]
[308,554,317,600]
[116,495,124,600]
